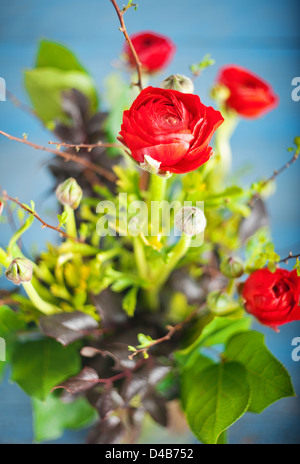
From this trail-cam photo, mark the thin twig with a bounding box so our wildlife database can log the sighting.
[279,252,300,264]
[250,149,299,205]
[0,130,117,183]
[110,0,143,91]
[2,192,85,244]
[48,140,123,151]
[6,90,37,119]
[129,304,207,359]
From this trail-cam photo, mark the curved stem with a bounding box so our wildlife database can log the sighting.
[64,205,77,239]
[154,233,192,290]
[22,282,61,315]
[214,114,238,177]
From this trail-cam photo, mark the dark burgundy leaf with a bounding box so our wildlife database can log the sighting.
[96,388,124,419]
[39,311,99,346]
[52,367,99,394]
[142,393,168,427]
[92,289,128,329]
[87,417,125,445]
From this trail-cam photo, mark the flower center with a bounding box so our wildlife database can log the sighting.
[272,281,289,298]
[165,114,181,126]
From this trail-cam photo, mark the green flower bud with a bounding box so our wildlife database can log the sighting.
[210,83,231,102]
[55,178,82,210]
[175,206,206,236]
[161,74,194,94]
[207,290,240,316]
[220,257,244,278]
[5,257,33,285]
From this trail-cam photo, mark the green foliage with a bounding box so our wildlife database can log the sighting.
[0,305,25,338]
[36,40,88,73]
[183,361,250,444]
[25,68,98,125]
[225,331,295,413]
[24,40,98,125]
[0,305,26,380]
[190,54,215,76]
[293,258,300,276]
[11,338,81,400]
[33,392,97,442]
[176,316,252,367]
[104,73,139,154]
[122,286,138,317]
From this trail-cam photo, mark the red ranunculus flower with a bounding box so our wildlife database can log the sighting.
[217,65,279,118]
[124,31,175,73]
[118,87,224,175]
[243,268,300,329]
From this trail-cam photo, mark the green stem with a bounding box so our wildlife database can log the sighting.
[65,205,77,239]
[154,233,192,290]
[133,236,149,280]
[214,113,238,179]
[149,174,167,202]
[22,282,61,315]
[149,174,168,237]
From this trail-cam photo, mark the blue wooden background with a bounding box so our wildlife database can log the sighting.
[0,0,299,444]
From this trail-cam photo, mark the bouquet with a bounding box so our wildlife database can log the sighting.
[0,0,299,445]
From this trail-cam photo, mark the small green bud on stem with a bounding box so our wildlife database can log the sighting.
[161,74,195,94]
[5,257,33,285]
[55,178,82,210]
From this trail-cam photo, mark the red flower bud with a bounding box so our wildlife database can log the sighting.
[124,31,175,73]
[216,65,279,118]
[242,268,300,330]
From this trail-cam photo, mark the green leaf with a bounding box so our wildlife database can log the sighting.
[33,393,97,442]
[36,40,87,73]
[137,333,153,348]
[0,306,26,380]
[225,331,295,413]
[184,362,250,444]
[181,354,214,409]
[176,316,252,366]
[122,286,138,317]
[24,68,98,125]
[0,306,25,338]
[11,338,81,400]
[190,54,215,75]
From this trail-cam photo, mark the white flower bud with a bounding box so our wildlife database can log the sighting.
[161,74,195,94]
[175,206,206,236]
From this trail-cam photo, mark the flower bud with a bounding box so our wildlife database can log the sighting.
[140,155,172,178]
[161,74,194,94]
[210,83,231,103]
[207,290,240,316]
[220,257,244,278]
[5,257,33,285]
[175,206,206,236]
[0,201,3,217]
[56,178,82,210]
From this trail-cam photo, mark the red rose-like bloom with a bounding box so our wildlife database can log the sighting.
[243,268,300,329]
[118,87,224,175]
[124,31,175,73]
[217,65,279,118]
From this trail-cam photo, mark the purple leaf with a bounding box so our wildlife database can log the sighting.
[39,311,99,346]
[52,367,99,394]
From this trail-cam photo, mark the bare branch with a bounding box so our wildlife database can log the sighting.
[110,0,143,91]
[2,192,85,244]
[48,140,123,152]
[0,130,117,183]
